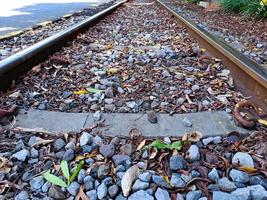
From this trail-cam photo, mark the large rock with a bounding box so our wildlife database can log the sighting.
[232,152,254,168]
[218,177,237,192]
[155,188,171,200]
[231,187,251,200]
[229,169,249,183]
[249,185,267,200]
[128,190,154,200]
[12,149,30,161]
[213,191,238,200]
[169,155,186,170]
[80,132,93,146]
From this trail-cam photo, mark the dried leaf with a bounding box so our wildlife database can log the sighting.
[75,153,95,162]
[43,171,68,187]
[258,119,267,126]
[239,166,257,173]
[149,148,158,160]
[74,90,89,95]
[75,185,89,200]
[108,68,118,75]
[136,139,146,151]
[121,165,139,197]
[31,138,53,147]
[182,131,203,142]
[163,176,173,187]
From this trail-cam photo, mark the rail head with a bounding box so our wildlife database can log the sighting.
[0,0,127,80]
[157,0,267,106]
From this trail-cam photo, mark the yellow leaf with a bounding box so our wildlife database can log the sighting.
[258,119,267,126]
[75,153,95,162]
[74,90,89,95]
[136,139,147,151]
[108,68,118,75]
[239,166,257,173]
[200,48,206,52]
[163,176,174,187]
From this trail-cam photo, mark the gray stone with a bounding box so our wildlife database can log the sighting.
[48,185,66,199]
[213,136,222,144]
[186,145,200,162]
[38,103,47,110]
[202,137,213,145]
[112,155,131,166]
[208,184,220,191]
[41,182,51,193]
[249,175,267,190]
[182,117,192,127]
[54,138,66,151]
[138,172,151,182]
[84,177,94,191]
[191,85,200,91]
[199,198,207,200]
[120,143,134,156]
[231,187,251,200]
[170,173,185,188]
[191,170,200,178]
[108,185,119,197]
[30,148,39,158]
[176,193,184,200]
[132,180,150,191]
[86,190,97,200]
[105,87,114,98]
[229,169,249,183]
[115,194,127,200]
[93,111,101,121]
[155,188,171,200]
[12,149,30,161]
[208,168,220,182]
[98,165,110,179]
[15,191,29,200]
[213,191,238,200]
[78,169,86,184]
[63,149,74,161]
[147,110,158,124]
[186,190,202,200]
[176,97,185,106]
[99,144,115,158]
[218,177,237,192]
[170,155,187,170]
[97,183,108,199]
[65,141,76,150]
[93,135,103,146]
[232,152,254,168]
[129,190,154,200]
[116,165,126,172]
[118,87,125,94]
[126,101,137,109]
[80,132,92,146]
[152,175,171,188]
[67,182,80,196]
[151,100,159,109]
[249,185,267,200]
[30,176,45,191]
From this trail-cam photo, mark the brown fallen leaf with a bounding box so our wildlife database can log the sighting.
[239,166,257,173]
[136,139,146,151]
[149,148,158,160]
[182,131,203,142]
[75,185,89,200]
[121,165,139,197]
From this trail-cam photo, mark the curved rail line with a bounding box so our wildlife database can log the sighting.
[0,0,126,91]
[157,0,267,110]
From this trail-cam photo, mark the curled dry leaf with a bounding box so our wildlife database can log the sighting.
[121,165,139,197]
[129,128,142,140]
[238,166,257,173]
[182,131,203,142]
[0,157,11,174]
[136,139,146,151]
[149,148,158,160]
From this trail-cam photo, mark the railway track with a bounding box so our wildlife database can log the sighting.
[0,1,267,199]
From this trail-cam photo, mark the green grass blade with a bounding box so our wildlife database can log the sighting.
[69,160,84,183]
[43,171,68,187]
[145,139,183,150]
[61,160,70,183]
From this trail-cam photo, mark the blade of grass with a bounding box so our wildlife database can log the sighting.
[69,160,84,183]
[61,160,70,185]
[43,171,68,187]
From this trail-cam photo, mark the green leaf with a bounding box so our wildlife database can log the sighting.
[69,160,84,183]
[86,87,103,93]
[61,160,70,183]
[43,171,68,187]
[145,139,182,150]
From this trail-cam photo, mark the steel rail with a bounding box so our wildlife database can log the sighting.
[157,0,267,109]
[0,0,127,91]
